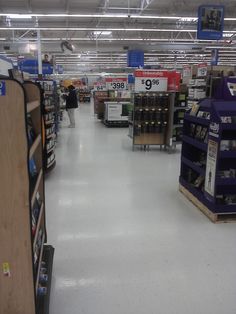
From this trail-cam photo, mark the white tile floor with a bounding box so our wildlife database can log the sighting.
[46,103,236,314]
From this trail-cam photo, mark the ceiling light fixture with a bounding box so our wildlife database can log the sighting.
[8,14,32,19]
[0,13,235,21]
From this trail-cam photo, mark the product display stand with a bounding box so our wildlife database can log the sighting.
[167,91,188,152]
[187,76,207,109]
[179,97,236,222]
[0,79,54,314]
[129,92,175,151]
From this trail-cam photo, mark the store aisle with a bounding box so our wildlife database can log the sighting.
[46,103,236,314]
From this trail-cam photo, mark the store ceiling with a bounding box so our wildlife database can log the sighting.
[0,0,236,73]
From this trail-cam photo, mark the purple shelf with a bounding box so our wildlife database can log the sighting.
[182,135,208,151]
[216,177,236,185]
[181,156,205,176]
[184,114,210,126]
[221,124,236,130]
[219,151,236,159]
[179,177,236,213]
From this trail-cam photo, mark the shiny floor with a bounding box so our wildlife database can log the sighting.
[46,103,236,314]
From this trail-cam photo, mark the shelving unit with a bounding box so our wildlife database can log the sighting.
[129,92,175,151]
[179,97,236,222]
[168,91,188,151]
[78,90,91,103]
[37,80,57,173]
[0,79,54,314]
[187,77,207,109]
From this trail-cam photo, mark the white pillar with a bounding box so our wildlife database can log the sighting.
[37,30,42,75]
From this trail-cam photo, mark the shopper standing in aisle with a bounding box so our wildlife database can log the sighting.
[65,85,78,128]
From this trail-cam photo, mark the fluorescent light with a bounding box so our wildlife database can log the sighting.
[0,26,197,32]
[0,13,235,22]
[93,31,112,35]
[8,14,32,19]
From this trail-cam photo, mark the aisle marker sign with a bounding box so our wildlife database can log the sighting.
[197,63,208,77]
[105,77,128,90]
[134,70,168,92]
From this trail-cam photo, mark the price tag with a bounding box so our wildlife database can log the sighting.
[197,63,208,77]
[134,70,168,92]
[105,77,128,90]
[94,84,106,91]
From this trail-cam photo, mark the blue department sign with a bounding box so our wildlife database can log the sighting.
[197,5,224,40]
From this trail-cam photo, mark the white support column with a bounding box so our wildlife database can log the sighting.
[37,29,42,75]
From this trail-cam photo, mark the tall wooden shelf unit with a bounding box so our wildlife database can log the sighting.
[0,79,54,314]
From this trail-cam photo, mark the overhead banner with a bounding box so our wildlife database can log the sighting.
[197,5,224,40]
[105,77,128,90]
[127,50,144,68]
[18,59,53,75]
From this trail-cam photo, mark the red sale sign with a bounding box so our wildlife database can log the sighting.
[105,77,128,90]
[134,70,181,92]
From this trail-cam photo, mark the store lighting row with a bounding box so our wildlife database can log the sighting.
[1,13,236,21]
[0,27,235,35]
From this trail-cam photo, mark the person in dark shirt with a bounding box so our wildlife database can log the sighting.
[65,85,78,128]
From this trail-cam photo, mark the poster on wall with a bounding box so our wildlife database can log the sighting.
[205,139,218,196]
[197,5,224,40]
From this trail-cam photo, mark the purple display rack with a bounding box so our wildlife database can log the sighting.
[213,77,236,101]
[180,98,236,214]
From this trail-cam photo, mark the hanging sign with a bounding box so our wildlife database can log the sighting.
[183,65,192,78]
[105,77,128,90]
[211,49,219,66]
[197,5,225,40]
[127,50,144,67]
[134,70,168,92]
[19,59,53,75]
[197,63,208,77]
[0,81,6,96]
